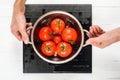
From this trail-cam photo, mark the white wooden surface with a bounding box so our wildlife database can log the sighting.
[0,0,120,80]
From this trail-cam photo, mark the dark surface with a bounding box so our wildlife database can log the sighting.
[23,4,92,73]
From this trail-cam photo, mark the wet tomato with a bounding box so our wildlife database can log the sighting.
[57,42,72,58]
[51,18,65,33]
[39,26,53,41]
[41,41,56,56]
[53,36,62,44]
[62,27,77,44]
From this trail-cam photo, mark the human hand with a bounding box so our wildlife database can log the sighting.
[11,1,32,44]
[86,25,120,48]
[87,25,105,38]
[11,13,32,44]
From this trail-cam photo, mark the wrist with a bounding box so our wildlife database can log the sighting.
[112,27,120,42]
[117,27,120,41]
[13,1,26,15]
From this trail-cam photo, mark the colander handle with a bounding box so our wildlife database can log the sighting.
[82,29,90,47]
[26,26,33,44]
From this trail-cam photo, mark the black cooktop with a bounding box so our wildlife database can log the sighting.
[23,4,92,73]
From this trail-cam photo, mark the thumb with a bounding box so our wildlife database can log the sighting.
[21,22,32,44]
[86,37,98,46]
[86,37,106,48]
[20,29,29,44]
[86,39,92,45]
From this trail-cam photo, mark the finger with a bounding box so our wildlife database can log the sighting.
[86,27,92,38]
[93,26,103,37]
[85,39,91,45]
[12,31,22,41]
[92,25,105,37]
[19,23,32,44]
[86,38,99,47]
[19,28,29,44]
[93,26,99,37]
[11,26,22,41]
[94,26,101,33]
[90,27,97,37]
[26,22,32,27]
[89,25,99,37]
[86,32,91,38]
[95,25,105,34]
[95,26,103,34]
[27,29,30,35]
[26,26,31,36]
[86,37,104,48]
[91,25,104,37]
[26,23,32,37]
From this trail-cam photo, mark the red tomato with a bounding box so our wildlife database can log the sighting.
[57,42,72,58]
[53,36,62,44]
[62,27,77,44]
[41,41,56,56]
[39,26,53,41]
[51,18,65,33]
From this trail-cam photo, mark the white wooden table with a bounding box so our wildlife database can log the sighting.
[0,0,120,80]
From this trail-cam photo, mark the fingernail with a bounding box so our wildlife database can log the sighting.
[86,41,91,45]
[24,40,28,44]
